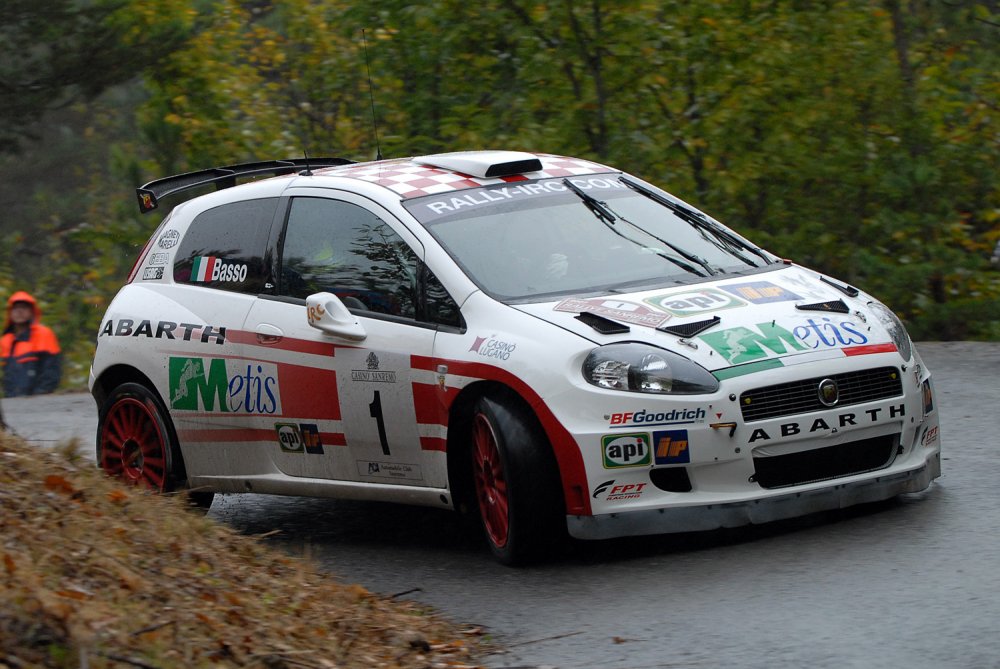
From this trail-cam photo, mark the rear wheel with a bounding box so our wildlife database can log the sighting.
[470,394,564,565]
[97,382,214,509]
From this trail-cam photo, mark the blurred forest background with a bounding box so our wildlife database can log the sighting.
[0,0,997,389]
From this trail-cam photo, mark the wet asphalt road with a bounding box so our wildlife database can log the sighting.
[5,342,999,669]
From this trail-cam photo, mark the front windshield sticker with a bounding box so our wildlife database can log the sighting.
[555,298,670,328]
[721,281,801,304]
[645,288,747,317]
[407,176,627,223]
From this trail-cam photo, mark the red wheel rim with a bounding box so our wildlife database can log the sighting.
[472,413,509,548]
[100,397,168,491]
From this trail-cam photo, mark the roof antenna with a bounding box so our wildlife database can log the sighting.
[300,149,313,176]
[362,29,383,161]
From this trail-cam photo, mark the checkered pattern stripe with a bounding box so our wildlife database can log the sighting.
[317,155,615,199]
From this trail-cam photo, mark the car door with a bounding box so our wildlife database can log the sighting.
[242,190,454,488]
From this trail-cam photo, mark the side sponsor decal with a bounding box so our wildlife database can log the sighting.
[747,403,905,442]
[700,318,869,365]
[158,230,179,249]
[351,352,397,383]
[169,357,281,414]
[275,422,324,454]
[555,298,670,328]
[148,252,169,266]
[358,460,423,481]
[602,433,652,468]
[142,267,164,280]
[644,287,746,317]
[921,425,939,447]
[190,256,248,283]
[607,407,706,429]
[721,281,801,304]
[653,430,690,464]
[99,319,226,344]
[592,480,647,502]
[469,335,517,361]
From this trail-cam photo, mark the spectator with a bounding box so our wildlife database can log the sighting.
[1,291,62,397]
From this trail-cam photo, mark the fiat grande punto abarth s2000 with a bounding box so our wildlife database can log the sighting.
[90,151,941,564]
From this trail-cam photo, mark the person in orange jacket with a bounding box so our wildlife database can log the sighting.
[1,291,62,397]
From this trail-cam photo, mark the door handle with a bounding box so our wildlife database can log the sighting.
[255,323,283,345]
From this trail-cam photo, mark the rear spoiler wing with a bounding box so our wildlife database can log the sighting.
[135,158,354,214]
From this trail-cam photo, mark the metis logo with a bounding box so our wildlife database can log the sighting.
[190,256,248,283]
[602,433,652,468]
[169,357,280,414]
[592,480,647,501]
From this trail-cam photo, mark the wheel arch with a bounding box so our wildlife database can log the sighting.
[444,379,591,517]
[93,365,190,483]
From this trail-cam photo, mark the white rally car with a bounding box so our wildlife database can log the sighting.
[91,151,941,564]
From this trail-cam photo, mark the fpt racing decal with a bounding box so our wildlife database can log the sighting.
[592,480,648,502]
[169,357,281,414]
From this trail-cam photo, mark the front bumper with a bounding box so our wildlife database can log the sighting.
[568,449,940,540]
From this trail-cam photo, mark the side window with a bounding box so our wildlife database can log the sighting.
[423,265,463,328]
[173,198,277,294]
[279,198,420,319]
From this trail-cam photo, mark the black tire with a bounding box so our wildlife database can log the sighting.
[469,394,565,565]
[97,382,214,509]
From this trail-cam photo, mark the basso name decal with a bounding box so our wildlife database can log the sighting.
[748,403,905,442]
[99,319,226,345]
[169,357,281,414]
[190,256,248,283]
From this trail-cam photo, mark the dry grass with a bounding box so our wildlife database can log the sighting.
[0,434,489,668]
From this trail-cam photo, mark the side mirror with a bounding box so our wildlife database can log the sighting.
[305,292,367,341]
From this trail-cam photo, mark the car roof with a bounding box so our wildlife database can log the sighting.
[137,151,617,214]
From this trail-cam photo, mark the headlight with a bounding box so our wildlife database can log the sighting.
[583,343,719,394]
[868,300,913,362]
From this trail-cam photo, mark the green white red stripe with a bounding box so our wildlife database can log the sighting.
[191,256,217,282]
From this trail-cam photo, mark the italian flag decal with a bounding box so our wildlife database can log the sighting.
[191,256,217,282]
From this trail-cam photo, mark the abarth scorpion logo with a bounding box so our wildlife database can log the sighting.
[817,378,839,407]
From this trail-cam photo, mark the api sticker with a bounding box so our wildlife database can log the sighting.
[275,423,324,454]
[602,433,652,469]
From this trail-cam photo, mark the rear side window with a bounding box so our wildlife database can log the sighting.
[173,198,278,294]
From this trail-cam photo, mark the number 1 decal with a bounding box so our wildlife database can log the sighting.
[369,391,390,455]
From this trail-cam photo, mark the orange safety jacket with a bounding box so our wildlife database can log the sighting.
[1,291,62,397]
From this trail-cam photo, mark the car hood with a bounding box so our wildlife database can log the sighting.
[512,265,901,374]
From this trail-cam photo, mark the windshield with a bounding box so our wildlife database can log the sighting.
[403,174,776,302]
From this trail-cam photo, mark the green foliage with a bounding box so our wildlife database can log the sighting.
[1,0,998,393]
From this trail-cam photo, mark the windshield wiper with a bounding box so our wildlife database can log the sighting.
[620,176,773,267]
[563,178,710,277]
[563,178,714,277]
[562,178,617,224]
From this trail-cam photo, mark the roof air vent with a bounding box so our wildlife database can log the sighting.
[414,151,543,178]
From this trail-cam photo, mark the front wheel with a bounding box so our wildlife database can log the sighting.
[470,395,565,565]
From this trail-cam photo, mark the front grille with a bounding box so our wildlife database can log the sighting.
[752,434,898,489]
[740,366,902,423]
